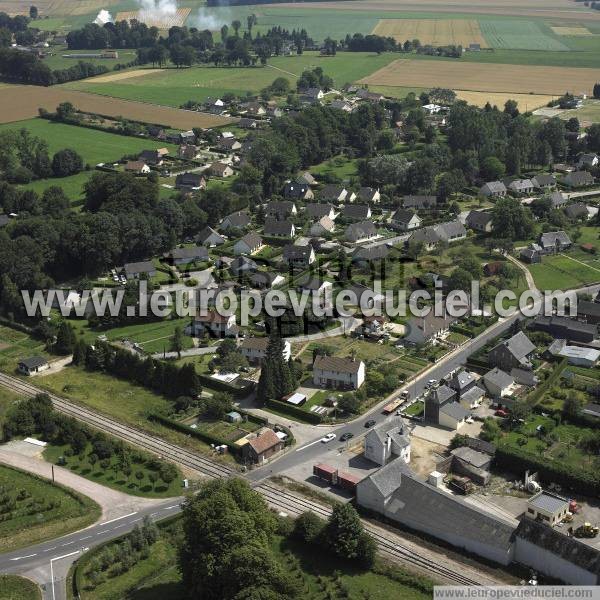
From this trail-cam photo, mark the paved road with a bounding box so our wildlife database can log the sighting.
[2,283,599,595]
[0,499,183,600]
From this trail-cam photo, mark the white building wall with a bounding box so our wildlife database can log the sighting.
[514,537,598,585]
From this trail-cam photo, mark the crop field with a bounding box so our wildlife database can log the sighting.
[0,0,119,17]
[115,6,191,29]
[360,59,600,95]
[0,118,177,165]
[88,68,164,83]
[551,25,593,36]
[479,20,569,51]
[68,51,398,107]
[269,0,600,21]
[0,85,233,128]
[455,91,554,110]
[372,18,488,47]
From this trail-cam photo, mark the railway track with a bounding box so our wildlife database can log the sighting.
[257,483,482,586]
[0,372,233,480]
[0,372,483,586]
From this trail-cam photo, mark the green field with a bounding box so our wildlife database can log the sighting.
[0,119,177,166]
[66,52,398,107]
[43,443,183,498]
[0,575,42,600]
[0,324,50,373]
[34,365,229,458]
[480,20,569,51]
[68,318,195,355]
[43,48,138,71]
[21,171,92,206]
[0,386,22,430]
[0,464,100,553]
[529,254,600,290]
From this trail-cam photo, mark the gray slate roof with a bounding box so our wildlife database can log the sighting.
[384,471,515,553]
[495,331,536,360]
[540,230,572,249]
[515,519,600,575]
[264,218,294,236]
[306,203,334,218]
[484,367,515,390]
[19,356,48,369]
[439,401,470,420]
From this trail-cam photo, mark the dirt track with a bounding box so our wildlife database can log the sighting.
[0,85,234,129]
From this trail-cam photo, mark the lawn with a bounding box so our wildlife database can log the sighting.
[559,99,600,123]
[0,464,100,553]
[66,52,399,107]
[0,324,50,373]
[34,365,220,457]
[0,575,41,600]
[0,386,23,430]
[21,170,92,207]
[528,254,600,290]
[43,443,183,498]
[0,118,177,166]
[68,318,195,355]
[404,400,424,417]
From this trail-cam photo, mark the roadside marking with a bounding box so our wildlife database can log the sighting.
[99,511,137,526]
[79,536,92,540]
[61,541,74,546]
[295,439,324,452]
[10,553,36,561]
[114,523,127,528]
[97,530,110,535]
[163,505,179,510]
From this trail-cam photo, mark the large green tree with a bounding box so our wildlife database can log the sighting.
[256,328,294,404]
[179,478,297,600]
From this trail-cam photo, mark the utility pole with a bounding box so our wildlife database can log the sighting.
[51,465,54,483]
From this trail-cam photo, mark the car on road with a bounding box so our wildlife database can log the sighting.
[466,416,474,424]
[339,432,354,441]
[320,433,336,443]
[426,379,437,388]
[364,419,376,428]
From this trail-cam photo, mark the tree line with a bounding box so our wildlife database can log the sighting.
[72,338,201,401]
[0,47,109,86]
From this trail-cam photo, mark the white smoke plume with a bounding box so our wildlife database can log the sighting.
[189,7,231,31]
[138,0,178,22]
[93,9,113,25]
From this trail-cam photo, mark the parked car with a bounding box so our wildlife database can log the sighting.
[320,433,336,443]
[495,409,509,418]
[339,432,354,442]
[364,419,376,428]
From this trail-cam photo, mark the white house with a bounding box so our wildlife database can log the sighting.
[391,209,421,231]
[233,232,264,255]
[18,356,49,376]
[364,417,411,466]
[188,310,237,338]
[482,367,515,398]
[312,355,365,390]
[239,337,291,364]
[197,226,225,247]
